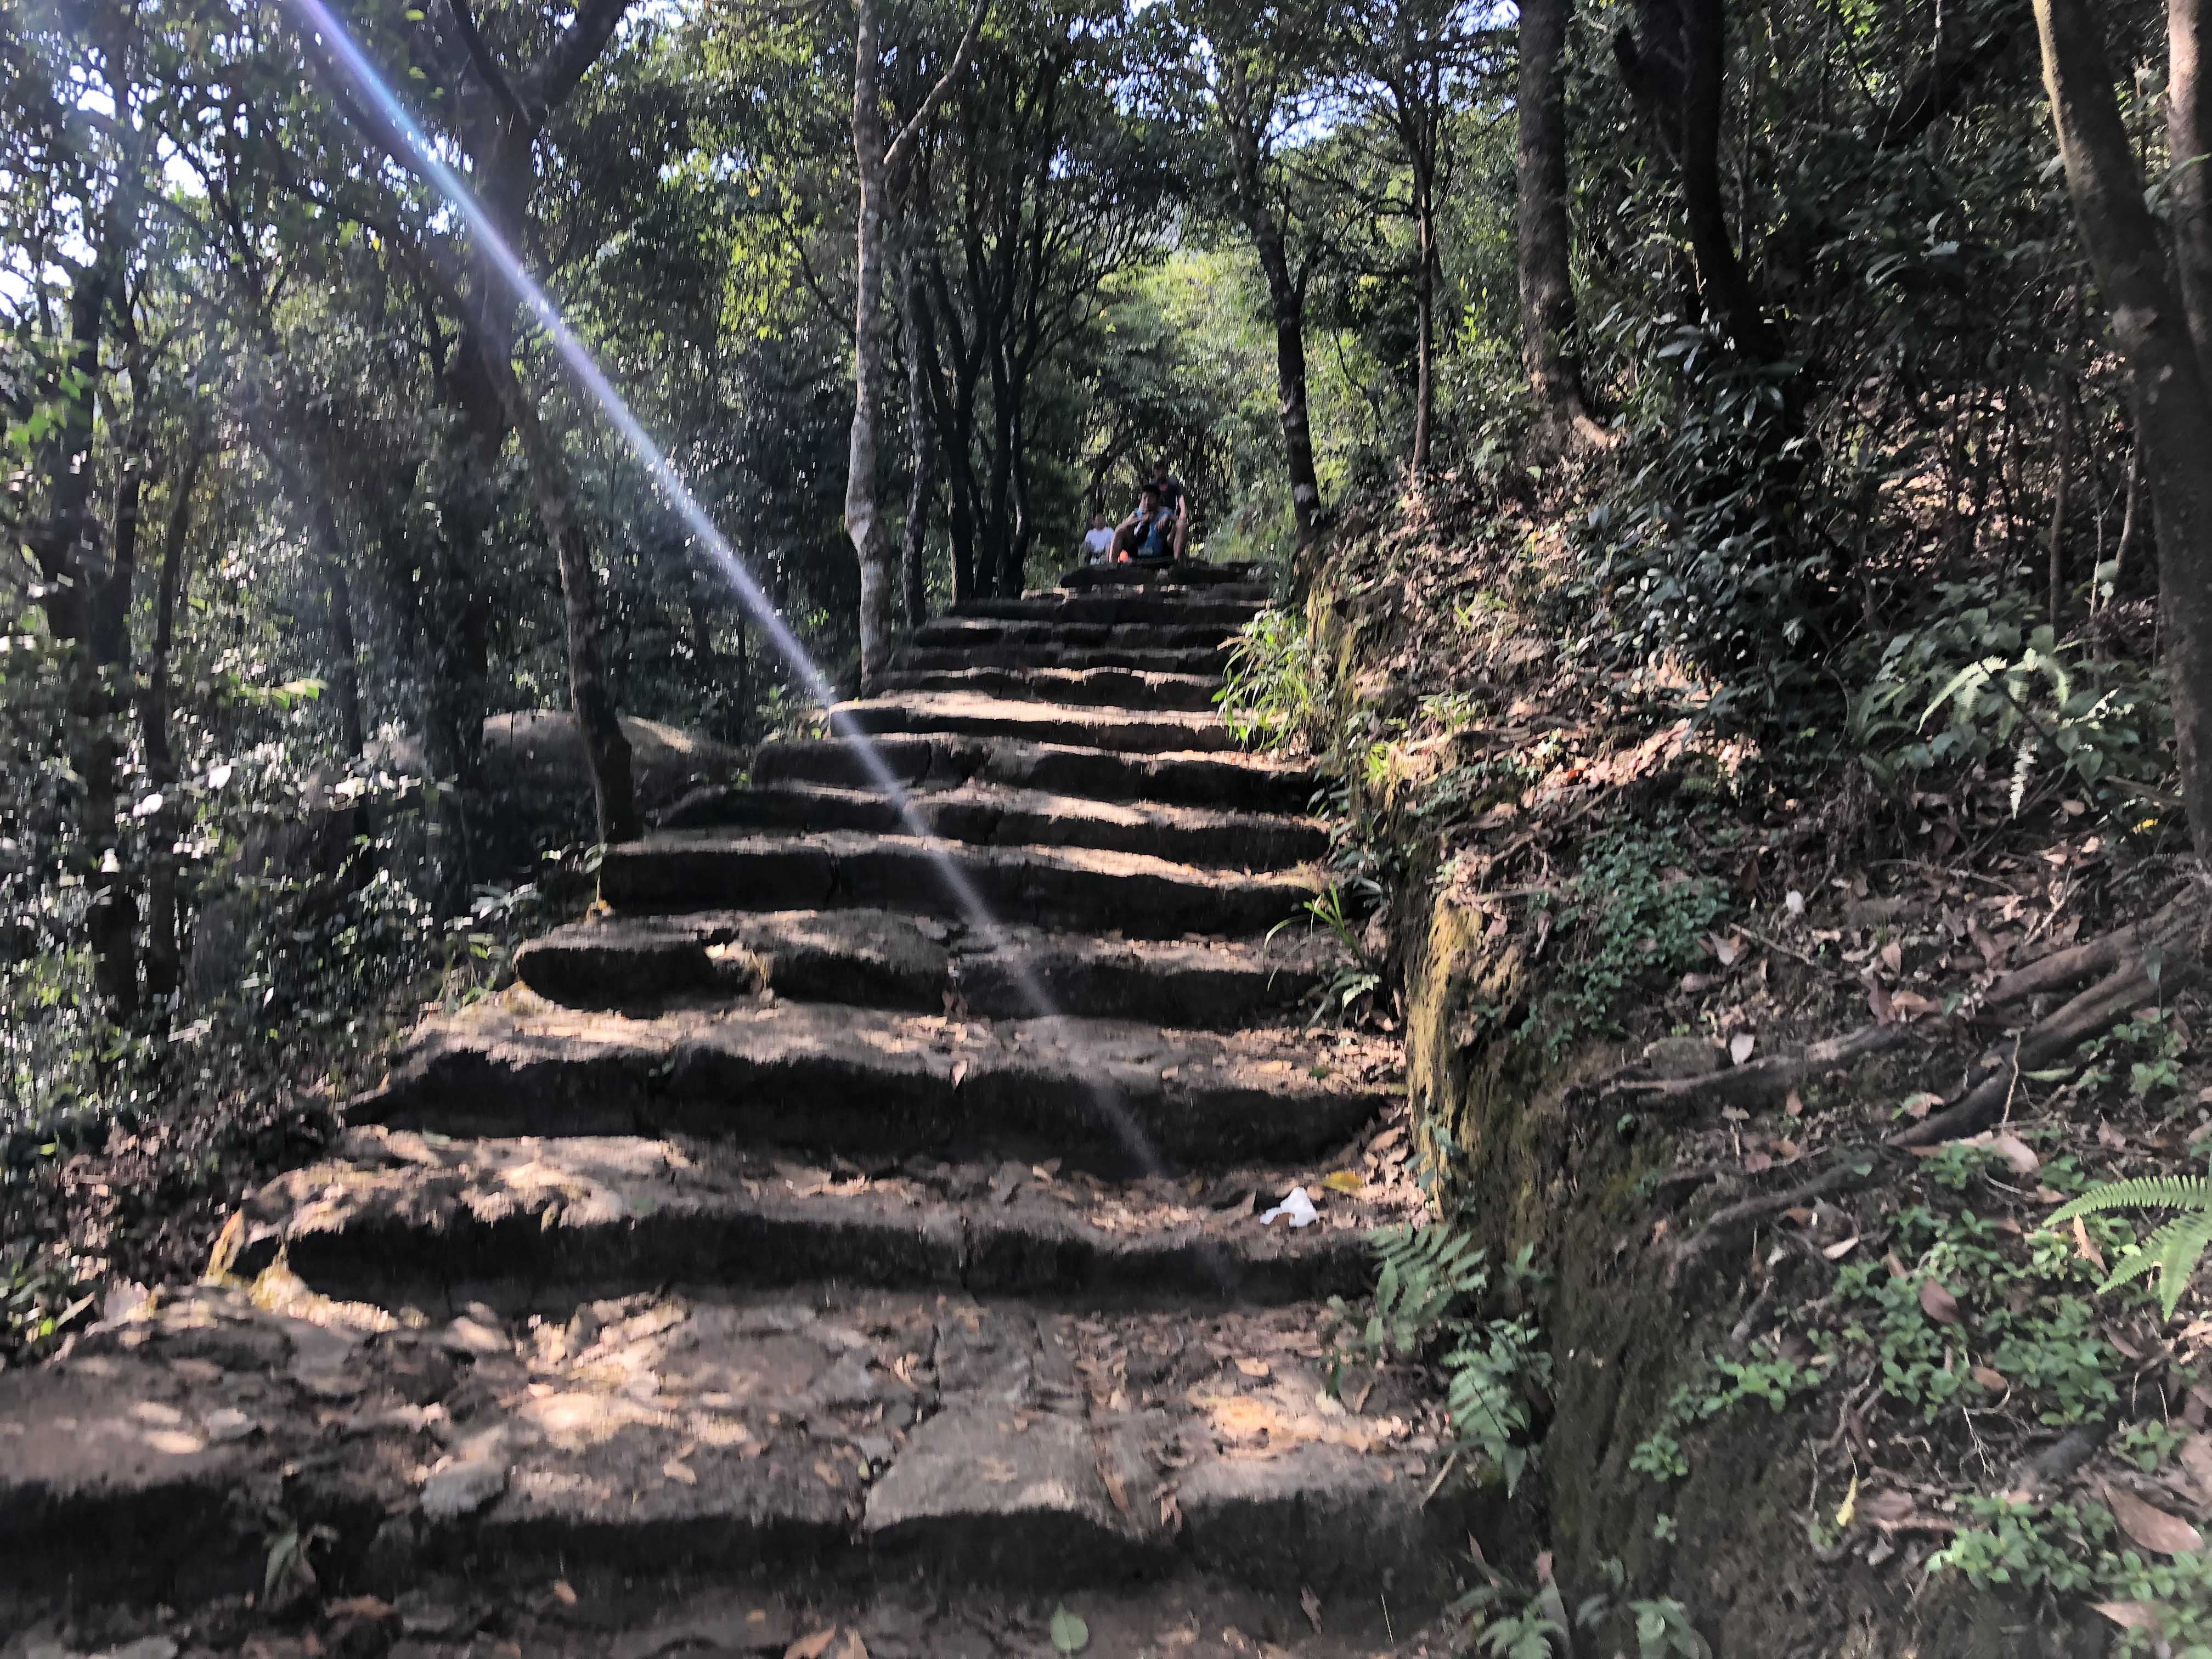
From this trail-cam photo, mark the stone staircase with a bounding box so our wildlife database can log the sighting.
[1,566,1462,1651]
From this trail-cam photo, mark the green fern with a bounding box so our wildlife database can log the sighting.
[2048,1176,2212,1322]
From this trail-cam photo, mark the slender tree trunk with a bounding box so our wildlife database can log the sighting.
[2047,380,2073,630]
[2035,0,2212,849]
[2174,0,2212,382]
[1222,57,1322,550]
[484,356,640,846]
[1410,161,1436,475]
[846,0,898,684]
[898,235,939,628]
[1516,0,1602,448]
[1678,0,1782,362]
[142,441,207,1003]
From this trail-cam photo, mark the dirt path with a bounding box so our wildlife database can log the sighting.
[1,566,1455,1657]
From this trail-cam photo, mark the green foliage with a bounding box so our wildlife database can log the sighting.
[1849,583,2170,814]
[1629,1431,1689,1482]
[2049,1176,2212,1323]
[1217,608,1322,749]
[1827,1200,2132,1424]
[1516,822,1729,1059]
[1326,1226,1548,1492]
[1929,1496,2212,1656]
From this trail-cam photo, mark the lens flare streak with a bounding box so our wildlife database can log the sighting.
[288,0,1177,1178]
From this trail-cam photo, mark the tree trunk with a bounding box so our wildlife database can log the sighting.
[898,234,939,629]
[485,356,641,846]
[142,441,207,1004]
[2174,0,2212,383]
[2035,0,2212,850]
[1222,56,1322,551]
[1516,0,1602,448]
[1410,161,1436,475]
[2047,376,2073,631]
[1678,0,1782,362]
[846,0,898,684]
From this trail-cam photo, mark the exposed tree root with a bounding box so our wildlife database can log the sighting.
[1665,1152,1877,1288]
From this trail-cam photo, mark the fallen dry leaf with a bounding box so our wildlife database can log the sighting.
[1880,941,1904,975]
[2074,1216,2107,1272]
[1979,1132,2041,1177]
[2102,1482,2204,1555]
[1300,1588,1323,1634]
[1919,1279,1963,1325]
[1867,978,1895,1023]
[662,1459,697,1486]
[1235,1357,1271,1378]
[1970,1365,2009,1392]
[1743,1150,1773,1174]
[1884,1252,1909,1281]
[2097,1121,2129,1150]
[1899,1092,1942,1121]
[949,1059,969,1089]
[1709,932,1743,968]
[548,1581,578,1607]
[1821,1235,1861,1261]
[786,1632,839,1659]
[1319,1170,1364,1194]
[2092,1602,2164,1634]
[1860,1488,1917,1524]
[1887,990,1939,1019]
[814,1459,842,1489]
[1785,1088,1804,1118]
[1729,1032,1756,1065]
[836,1633,868,1659]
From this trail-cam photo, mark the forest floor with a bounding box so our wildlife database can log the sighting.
[1310,469,2212,1649]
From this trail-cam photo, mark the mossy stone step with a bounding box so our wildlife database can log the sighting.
[834,691,1239,754]
[871,665,1223,713]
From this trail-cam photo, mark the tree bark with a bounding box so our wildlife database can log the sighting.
[2174,0,2212,384]
[847,0,897,683]
[1221,54,1322,551]
[1410,155,1436,475]
[1678,0,1782,362]
[484,353,641,846]
[1516,0,1603,449]
[897,232,939,629]
[848,0,983,672]
[2035,0,2212,850]
[142,440,208,1003]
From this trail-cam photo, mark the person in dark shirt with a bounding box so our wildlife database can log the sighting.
[1148,459,1189,561]
[1114,486,1177,562]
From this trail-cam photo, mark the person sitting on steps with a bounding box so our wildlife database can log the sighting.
[1146,457,1189,561]
[1080,510,1115,565]
[1113,486,1178,563]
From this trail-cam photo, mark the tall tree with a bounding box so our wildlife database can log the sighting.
[1515,0,1604,450]
[2030,0,2212,849]
[846,0,980,684]
[1176,0,1327,551]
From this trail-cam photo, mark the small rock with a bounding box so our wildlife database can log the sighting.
[1641,1035,1723,1082]
[438,1316,508,1358]
[393,1589,478,1639]
[201,1408,256,1444]
[420,1455,507,1522]
[104,1641,178,1659]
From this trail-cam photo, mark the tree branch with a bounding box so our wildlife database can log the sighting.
[447,0,531,131]
[885,0,988,176]
[515,0,637,125]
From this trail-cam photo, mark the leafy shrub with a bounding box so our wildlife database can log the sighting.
[1849,582,2170,815]
[1217,608,1322,749]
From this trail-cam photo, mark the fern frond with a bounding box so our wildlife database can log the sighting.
[2047,1176,2209,1226]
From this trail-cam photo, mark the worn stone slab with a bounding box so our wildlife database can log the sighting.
[352,991,1397,1172]
[236,1129,1382,1306]
[514,910,1341,1028]
[862,1407,1150,1582]
[898,642,1231,677]
[659,781,1325,871]
[928,592,1263,629]
[751,734,1319,815]
[834,692,1239,754]
[599,830,1316,938]
[872,666,1224,713]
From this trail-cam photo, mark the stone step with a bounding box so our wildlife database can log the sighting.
[600,830,1316,936]
[234,1127,1392,1308]
[352,991,1398,1172]
[753,732,1319,815]
[657,781,1325,870]
[944,593,1265,629]
[514,909,1347,1027]
[1054,557,1264,591]
[911,617,1243,654]
[873,665,1223,712]
[8,1280,1467,1608]
[836,691,1239,753]
[896,641,1230,676]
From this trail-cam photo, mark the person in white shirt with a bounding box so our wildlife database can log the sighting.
[1081,511,1115,564]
